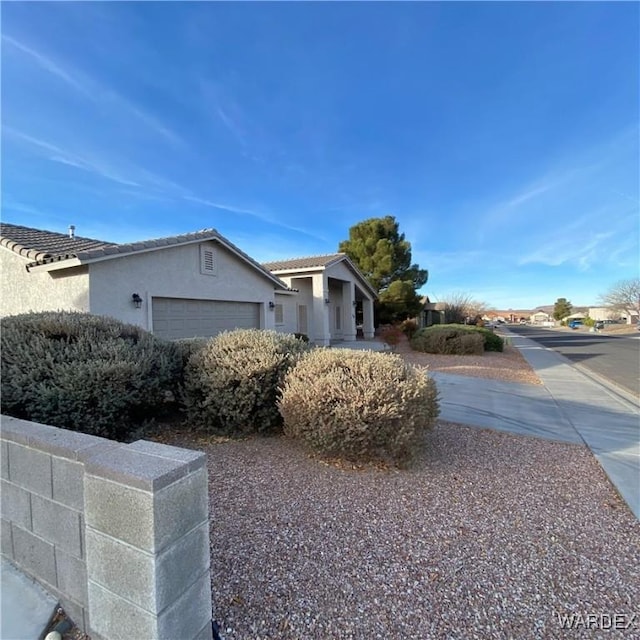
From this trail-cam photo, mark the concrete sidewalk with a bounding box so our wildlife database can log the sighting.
[434,332,639,519]
[1,558,58,640]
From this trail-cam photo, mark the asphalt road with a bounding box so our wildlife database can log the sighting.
[508,325,640,399]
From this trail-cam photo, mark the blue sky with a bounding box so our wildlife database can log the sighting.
[2,2,638,309]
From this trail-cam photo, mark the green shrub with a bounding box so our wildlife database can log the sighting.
[0,312,181,440]
[279,349,439,465]
[471,325,504,352]
[410,327,484,355]
[183,329,311,435]
[411,324,504,353]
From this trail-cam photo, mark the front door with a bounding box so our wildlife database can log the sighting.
[297,304,308,335]
[333,305,343,340]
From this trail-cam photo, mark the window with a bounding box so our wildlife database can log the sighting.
[335,306,341,331]
[200,245,216,275]
[275,303,284,325]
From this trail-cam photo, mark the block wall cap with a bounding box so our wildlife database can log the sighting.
[85,446,200,492]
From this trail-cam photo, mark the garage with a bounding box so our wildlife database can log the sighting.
[152,297,260,340]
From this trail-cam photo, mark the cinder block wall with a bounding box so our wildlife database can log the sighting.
[0,415,213,640]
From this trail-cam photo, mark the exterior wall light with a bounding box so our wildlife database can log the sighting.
[352,300,358,306]
[132,293,143,309]
[324,297,330,304]
[268,301,276,310]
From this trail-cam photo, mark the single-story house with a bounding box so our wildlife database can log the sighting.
[417,297,445,328]
[562,312,587,323]
[263,254,377,346]
[0,223,377,346]
[588,307,619,322]
[588,306,639,324]
[530,310,551,324]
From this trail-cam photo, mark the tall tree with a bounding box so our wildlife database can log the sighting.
[339,216,428,323]
[599,278,640,318]
[339,216,428,292]
[553,297,573,320]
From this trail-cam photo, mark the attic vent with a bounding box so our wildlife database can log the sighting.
[200,245,216,275]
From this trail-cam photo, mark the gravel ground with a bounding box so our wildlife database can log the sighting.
[160,423,639,640]
[393,335,542,386]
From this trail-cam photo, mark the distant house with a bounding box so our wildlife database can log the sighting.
[589,306,637,324]
[588,307,620,322]
[530,310,551,324]
[416,296,445,328]
[0,223,377,346]
[563,312,587,323]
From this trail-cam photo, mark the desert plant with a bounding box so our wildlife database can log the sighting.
[0,311,181,440]
[410,327,485,355]
[183,329,311,435]
[279,349,439,465]
[468,325,504,352]
[411,324,503,353]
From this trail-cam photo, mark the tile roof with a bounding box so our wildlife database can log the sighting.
[262,253,345,271]
[0,223,227,268]
[0,222,116,263]
[0,222,289,288]
[263,252,378,298]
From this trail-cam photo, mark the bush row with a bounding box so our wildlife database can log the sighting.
[1,313,440,465]
[410,323,504,354]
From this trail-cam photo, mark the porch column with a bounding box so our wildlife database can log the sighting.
[362,297,375,339]
[312,273,330,346]
[342,281,357,341]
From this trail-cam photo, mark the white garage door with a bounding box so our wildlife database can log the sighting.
[152,297,260,340]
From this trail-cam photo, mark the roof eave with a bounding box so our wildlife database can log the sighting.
[26,235,289,289]
[27,257,83,272]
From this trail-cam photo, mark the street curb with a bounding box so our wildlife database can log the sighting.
[571,362,640,412]
[503,328,640,412]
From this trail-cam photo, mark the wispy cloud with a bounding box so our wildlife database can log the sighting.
[516,210,634,270]
[184,195,263,217]
[505,183,554,208]
[216,107,247,147]
[5,127,140,187]
[3,33,182,147]
[2,34,92,97]
[183,194,325,240]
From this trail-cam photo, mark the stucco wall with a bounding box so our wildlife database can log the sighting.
[324,260,354,283]
[273,294,299,334]
[88,241,278,331]
[0,248,89,317]
[278,277,315,337]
